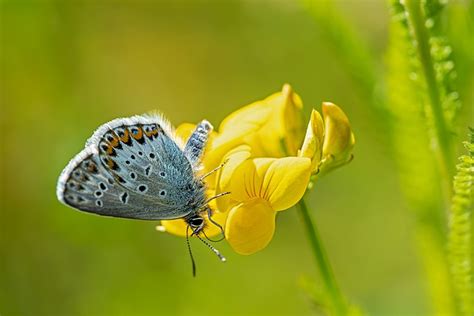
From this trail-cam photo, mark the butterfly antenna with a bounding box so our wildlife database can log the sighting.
[195,233,227,263]
[186,225,197,277]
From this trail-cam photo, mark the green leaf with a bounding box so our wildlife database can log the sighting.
[448,128,474,316]
[386,1,457,314]
[423,0,462,130]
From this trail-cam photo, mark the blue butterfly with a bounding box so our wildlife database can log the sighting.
[57,114,227,275]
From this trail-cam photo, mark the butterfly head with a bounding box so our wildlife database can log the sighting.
[186,214,205,235]
[185,210,226,277]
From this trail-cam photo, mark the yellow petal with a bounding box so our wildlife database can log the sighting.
[158,210,228,238]
[299,109,324,173]
[215,145,252,213]
[320,102,355,173]
[218,97,275,137]
[229,157,311,211]
[157,218,188,237]
[228,158,276,202]
[202,132,246,181]
[225,198,276,255]
[216,84,304,157]
[282,84,305,155]
[216,97,274,159]
[261,157,311,211]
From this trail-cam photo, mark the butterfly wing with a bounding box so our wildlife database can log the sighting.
[57,115,207,220]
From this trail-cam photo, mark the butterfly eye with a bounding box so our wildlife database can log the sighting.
[189,217,204,228]
[159,189,166,196]
[159,171,166,178]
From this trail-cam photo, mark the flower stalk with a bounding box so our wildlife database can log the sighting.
[298,197,348,316]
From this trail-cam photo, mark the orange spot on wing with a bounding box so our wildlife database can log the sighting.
[109,135,120,148]
[145,128,158,138]
[120,129,130,143]
[131,127,144,140]
[106,145,114,154]
[107,158,116,169]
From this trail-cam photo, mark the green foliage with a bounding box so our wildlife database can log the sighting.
[301,0,393,135]
[299,276,364,316]
[423,0,462,129]
[386,1,454,313]
[387,0,445,218]
[297,199,352,316]
[1,1,472,315]
[445,2,474,112]
[301,0,377,99]
[302,0,472,314]
[448,128,474,316]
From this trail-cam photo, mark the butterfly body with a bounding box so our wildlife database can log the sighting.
[57,114,212,223]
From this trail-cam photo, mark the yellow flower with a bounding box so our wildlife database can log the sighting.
[299,102,355,175]
[156,87,354,257]
[216,148,312,254]
[215,84,305,157]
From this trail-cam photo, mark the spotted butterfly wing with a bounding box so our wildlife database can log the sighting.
[56,115,210,220]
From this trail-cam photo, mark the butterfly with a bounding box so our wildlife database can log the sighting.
[56,114,227,276]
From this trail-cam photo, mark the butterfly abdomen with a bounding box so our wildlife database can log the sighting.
[184,120,212,167]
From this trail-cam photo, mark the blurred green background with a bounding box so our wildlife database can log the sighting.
[1,1,470,315]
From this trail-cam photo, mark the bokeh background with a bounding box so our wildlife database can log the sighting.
[1,1,472,315]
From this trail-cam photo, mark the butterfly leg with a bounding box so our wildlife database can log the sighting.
[204,207,226,241]
[184,120,213,166]
[205,191,230,204]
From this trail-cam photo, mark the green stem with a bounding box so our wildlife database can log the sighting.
[298,198,348,315]
[405,0,454,196]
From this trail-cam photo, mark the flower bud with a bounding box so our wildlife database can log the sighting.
[299,109,325,173]
[319,102,355,173]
